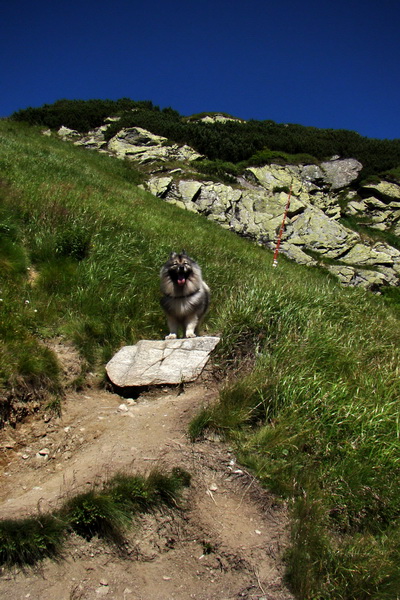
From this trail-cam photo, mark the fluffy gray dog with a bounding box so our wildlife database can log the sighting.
[160,251,210,339]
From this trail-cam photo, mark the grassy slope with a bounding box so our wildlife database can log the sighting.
[1,121,400,598]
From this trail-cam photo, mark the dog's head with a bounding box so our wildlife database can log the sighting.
[166,251,193,287]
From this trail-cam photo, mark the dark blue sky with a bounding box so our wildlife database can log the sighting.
[2,0,399,139]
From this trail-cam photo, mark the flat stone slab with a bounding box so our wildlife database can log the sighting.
[105,337,220,387]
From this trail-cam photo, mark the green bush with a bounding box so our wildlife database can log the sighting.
[10,98,400,176]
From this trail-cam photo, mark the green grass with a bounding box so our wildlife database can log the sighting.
[339,215,400,251]
[0,468,190,569]
[0,515,66,569]
[190,284,400,598]
[1,120,400,597]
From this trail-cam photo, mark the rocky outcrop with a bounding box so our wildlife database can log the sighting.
[196,114,244,124]
[147,172,400,289]
[344,181,400,235]
[107,127,202,164]
[55,123,400,290]
[58,124,202,163]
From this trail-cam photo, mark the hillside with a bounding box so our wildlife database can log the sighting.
[1,116,400,599]
[12,99,400,292]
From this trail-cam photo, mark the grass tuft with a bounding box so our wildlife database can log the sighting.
[0,468,191,569]
[0,515,66,568]
[62,490,130,545]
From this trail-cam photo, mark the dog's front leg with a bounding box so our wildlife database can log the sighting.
[184,315,199,338]
[165,315,179,340]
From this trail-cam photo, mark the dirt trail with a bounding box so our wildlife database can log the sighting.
[0,380,294,600]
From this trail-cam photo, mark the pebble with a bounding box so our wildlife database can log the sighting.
[36,453,48,460]
[2,441,16,449]
[95,587,109,596]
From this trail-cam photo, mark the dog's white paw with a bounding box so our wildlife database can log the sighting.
[165,333,177,340]
[185,332,196,338]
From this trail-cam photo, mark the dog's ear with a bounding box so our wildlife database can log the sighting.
[169,252,178,260]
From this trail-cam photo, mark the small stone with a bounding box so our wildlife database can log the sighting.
[38,448,50,455]
[2,441,16,449]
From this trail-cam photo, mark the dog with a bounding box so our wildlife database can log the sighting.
[160,251,210,339]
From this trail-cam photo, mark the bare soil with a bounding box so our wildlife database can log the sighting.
[0,369,294,600]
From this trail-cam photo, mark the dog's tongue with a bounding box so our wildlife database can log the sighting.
[177,278,186,286]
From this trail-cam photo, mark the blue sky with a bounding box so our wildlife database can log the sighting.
[1,0,399,139]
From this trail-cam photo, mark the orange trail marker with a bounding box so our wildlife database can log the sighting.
[272,185,292,268]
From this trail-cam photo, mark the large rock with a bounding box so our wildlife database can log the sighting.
[57,126,81,141]
[74,125,109,150]
[245,159,362,192]
[361,180,400,201]
[327,265,394,289]
[148,176,173,197]
[342,243,394,266]
[319,158,363,189]
[245,164,301,193]
[286,207,359,258]
[107,127,202,164]
[106,337,220,387]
